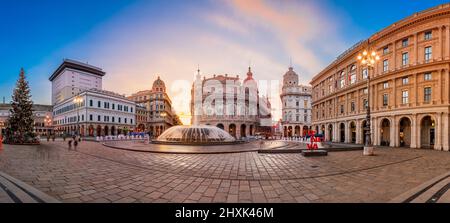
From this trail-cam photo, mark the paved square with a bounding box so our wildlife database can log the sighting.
[1,140,450,203]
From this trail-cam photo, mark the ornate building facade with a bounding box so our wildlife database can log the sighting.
[190,67,272,139]
[310,4,450,151]
[280,67,312,137]
[128,77,180,137]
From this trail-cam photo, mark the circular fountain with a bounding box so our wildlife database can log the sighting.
[153,125,240,145]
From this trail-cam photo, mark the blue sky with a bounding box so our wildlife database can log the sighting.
[0,0,448,117]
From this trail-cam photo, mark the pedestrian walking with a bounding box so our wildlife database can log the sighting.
[73,137,78,150]
[52,134,55,142]
[68,139,72,150]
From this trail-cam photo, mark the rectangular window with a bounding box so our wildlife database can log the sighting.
[340,79,345,88]
[363,99,368,109]
[425,46,432,62]
[383,46,389,55]
[363,88,368,94]
[383,82,389,89]
[328,85,333,93]
[383,94,388,106]
[350,74,356,84]
[402,38,409,47]
[402,91,409,104]
[362,68,368,79]
[424,87,432,103]
[112,117,115,123]
[402,52,409,66]
[304,100,308,108]
[125,118,127,124]
[424,73,432,81]
[98,101,101,108]
[424,31,432,40]
[351,102,355,112]
[89,100,93,107]
[112,104,115,110]
[383,59,389,72]
[118,117,121,123]
[402,77,409,85]
[97,115,101,121]
[304,115,307,122]
[89,114,93,121]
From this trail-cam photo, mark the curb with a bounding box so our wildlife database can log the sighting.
[389,171,450,203]
[0,171,60,203]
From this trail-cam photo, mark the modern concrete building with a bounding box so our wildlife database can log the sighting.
[49,59,105,105]
[310,4,450,151]
[280,66,312,137]
[50,59,136,137]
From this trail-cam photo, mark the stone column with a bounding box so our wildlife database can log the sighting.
[438,69,443,104]
[333,122,338,143]
[390,117,396,147]
[236,124,241,139]
[393,78,397,109]
[435,113,443,151]
[373,118,379,146]
[411,115,418,149]
[224,124,229,135]
[356,120,362,144]
[393,118,400,147]
[344,122,350,143]
[446,26,450,60]
[439,26,443,60]
[443,113,449,151]
[414,33,418,65]
[414,73,418,106]
[392,41,397,71]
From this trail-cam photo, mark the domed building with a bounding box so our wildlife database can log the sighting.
[128,76,181,137]
[280,67,312,137]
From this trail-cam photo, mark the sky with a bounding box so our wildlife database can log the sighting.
[0,0,448,121]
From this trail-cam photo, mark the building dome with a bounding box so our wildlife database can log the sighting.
[154,125,236,145]
[283,67,299,86]
[152,76,166,92]
[244,67,255,83]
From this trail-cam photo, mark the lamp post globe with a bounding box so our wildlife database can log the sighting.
[73,96,83,136]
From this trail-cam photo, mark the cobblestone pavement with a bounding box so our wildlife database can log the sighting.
[1,140,450,203]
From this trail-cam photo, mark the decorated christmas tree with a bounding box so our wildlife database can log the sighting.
[4,68,37,144]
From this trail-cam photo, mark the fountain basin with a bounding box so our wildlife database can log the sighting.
[154,125,241,145]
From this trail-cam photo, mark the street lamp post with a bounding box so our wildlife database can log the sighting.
[357,48,380,156]
[44,115,52,136]
[73,96,84,136]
